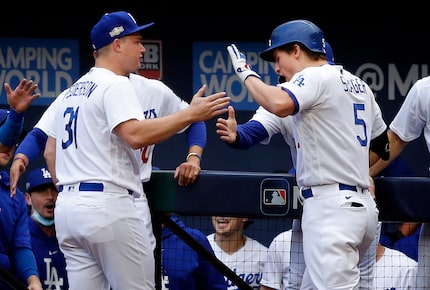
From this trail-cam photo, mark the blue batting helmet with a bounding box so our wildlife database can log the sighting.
[325,41,335,65]
[260,19,326,62]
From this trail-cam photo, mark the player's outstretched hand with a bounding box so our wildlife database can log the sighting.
[9,154,28,198]
[4,79,40,113]
[216,105,238,144]
[227,44,260,82]
[189,84,229,121]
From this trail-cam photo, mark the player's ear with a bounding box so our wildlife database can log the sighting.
[242,218,253,229]
[24,192,32,206]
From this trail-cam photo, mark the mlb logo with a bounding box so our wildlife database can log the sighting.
[263,189,286,205]
[260,178,290,216]
[138,40,163,80]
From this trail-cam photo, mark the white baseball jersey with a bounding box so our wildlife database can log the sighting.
[251,106,297,169]
[389,76,430,289]
[128,73,189,182]
[34,86,63,133]
[36,72,189,184]
[260,219,305,290]
[38,71,186,262]
[128,73,191,252]
[279,64,387,189]
[375,246,417,289]
[390,75,430,160]
[47,67,145,194]
[207,233,268,290]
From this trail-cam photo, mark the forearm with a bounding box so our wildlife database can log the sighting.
[399,222,421,236]
[229,121,269,150]
[245,77,295,118]
[0,110,24,147]
[15,128,48,163]
[117,109,204,149]
[370,129,407,177]
[44,136,58,184]
[186,121,206,149]
[13,248,39,283]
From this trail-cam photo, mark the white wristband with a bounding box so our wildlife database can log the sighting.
[186,152,202,162]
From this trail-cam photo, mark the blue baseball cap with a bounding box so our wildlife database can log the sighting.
[90,11,154,50]
[26,167,56,193]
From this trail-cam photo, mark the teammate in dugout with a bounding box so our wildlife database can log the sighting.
[370,75,430,289]
[207,216,268,290]
[10,10,229,290]
[226,19,389,289]
[161,214,227,290]
[0,79,42,290]
[25,167,68,290]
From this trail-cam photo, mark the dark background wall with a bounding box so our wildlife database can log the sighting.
[2,2,429,187]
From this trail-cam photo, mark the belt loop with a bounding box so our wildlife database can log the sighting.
[298,187,310,204]
[339,183,357,192]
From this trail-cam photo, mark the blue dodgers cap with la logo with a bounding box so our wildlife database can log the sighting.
[90,11,154,50]
[26,167,55,193]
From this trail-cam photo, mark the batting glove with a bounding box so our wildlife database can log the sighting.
[227,44,260,82]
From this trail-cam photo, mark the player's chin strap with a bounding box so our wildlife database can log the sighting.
[32,211,54,226]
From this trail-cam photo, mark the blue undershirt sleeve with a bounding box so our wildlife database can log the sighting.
[229,120,269,149]
[13,247,39,282]
[15,128,48,163]
[0,110,24,147]
[186,121,206,149]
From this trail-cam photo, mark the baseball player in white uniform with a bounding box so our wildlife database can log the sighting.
[370,75,430,289]
[226,19,389,289]
[37,11,228,290]
[260,227,304,290]
[218,41,382,289]
[11,71,207,255]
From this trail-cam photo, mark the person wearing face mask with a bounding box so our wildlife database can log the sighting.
[25,167,68,289]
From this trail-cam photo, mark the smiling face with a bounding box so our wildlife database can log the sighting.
[211,216,248,238]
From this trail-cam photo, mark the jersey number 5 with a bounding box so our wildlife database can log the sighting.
[354,103,367,146]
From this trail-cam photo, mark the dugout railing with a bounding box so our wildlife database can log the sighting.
[146,170,430,290]
[1,171,428,289]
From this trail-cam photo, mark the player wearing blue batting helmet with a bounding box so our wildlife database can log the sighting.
[260,19,327,62]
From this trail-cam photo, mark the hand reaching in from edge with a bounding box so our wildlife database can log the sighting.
[188,84,229,121]
[9,154,28,198]
[216,105,238,143]
[4,79,41,113]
